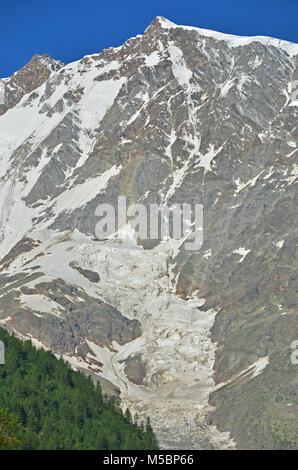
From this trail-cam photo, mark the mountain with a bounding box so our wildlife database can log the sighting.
[0,54,63,116]
[0,16,297,449]
[0,327,158,450]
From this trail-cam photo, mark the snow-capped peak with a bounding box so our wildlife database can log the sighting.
[155,16,298,56]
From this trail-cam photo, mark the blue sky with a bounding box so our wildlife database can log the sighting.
[1,0,296,77]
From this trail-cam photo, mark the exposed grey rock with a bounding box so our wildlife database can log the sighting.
[121,353,147,385]
[0,16,297,449]
[0,54,63,115]
[69,261,100,283]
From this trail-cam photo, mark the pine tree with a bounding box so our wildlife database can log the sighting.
[0,408,23,450]
[0,327,159,450]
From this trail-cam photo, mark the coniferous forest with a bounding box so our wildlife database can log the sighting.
[0,327,158,450]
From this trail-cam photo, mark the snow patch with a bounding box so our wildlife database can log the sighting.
[203,249,212,259]
[196,144,223,171]
[233,247,250,262]
[145,51,160,67]
[53,165,121,213]
[168,44,193,89]
[158,17,298,56]
[20,294,64,316]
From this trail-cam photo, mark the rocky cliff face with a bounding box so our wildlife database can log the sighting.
[0,17,297,449]
[0,54,63,116]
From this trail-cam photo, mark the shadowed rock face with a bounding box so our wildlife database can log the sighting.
[122,354,147,385]
[0,16,297,449]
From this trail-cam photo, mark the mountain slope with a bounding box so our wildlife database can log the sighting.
[0,327,158,450]
[0,16,297,449]
[0,54,63,116]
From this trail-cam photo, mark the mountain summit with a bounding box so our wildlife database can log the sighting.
[0,19,297,449]
[0,54,63,116]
